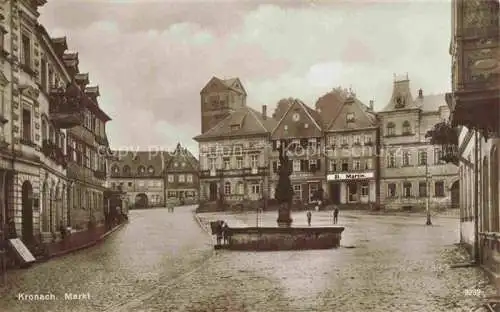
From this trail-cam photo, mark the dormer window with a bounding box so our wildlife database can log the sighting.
[230,124,240,131]
[395,96,405,108]
[346,112,355,122]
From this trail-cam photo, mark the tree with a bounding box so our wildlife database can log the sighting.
[275,142,294,226]
[425,121,459,165]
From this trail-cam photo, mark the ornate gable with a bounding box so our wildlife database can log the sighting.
[271,100,322,139]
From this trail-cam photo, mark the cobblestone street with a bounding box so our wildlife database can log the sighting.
[0,206,212,312]
[0,208,497,312]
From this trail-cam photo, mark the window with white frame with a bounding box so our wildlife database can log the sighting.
[293,160,301,172]
[387,152,396,168]
[168,175,174,183]
[342,136,348,145]
[293,184,301,200]
[85,147,91,168]
[346,112,355,122]
[208,158,216,170]
[223,157,230,169]
[387,183,396,197]
[251,183,260,194]
[224,182,231,195]
[364,135,372,144]
[328,136,336,146]
[237,182,244,194]
[361,183,369,196]
[434,148,443,164]
[329,160,337,171]
[179,174,185,183]
[402,151,411,166]
[365,158,372,170]
[250,154,259,168]
[236,157,243,169]
[186,174,193,183]
[354,160,361,170]
[418,150,427,166]
[354,135,361,145]
[403,182,412,197]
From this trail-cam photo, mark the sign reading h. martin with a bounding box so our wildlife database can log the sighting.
[327,172,374,181]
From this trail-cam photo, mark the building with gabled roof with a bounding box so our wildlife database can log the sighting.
[165,143,199,204]
[377,75,459,211]
[108,151,171,208]
[269,99,325,205]
[324,94,379,207]
[194,99,276,207]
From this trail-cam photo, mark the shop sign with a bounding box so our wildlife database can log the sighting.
[327,172,374,181]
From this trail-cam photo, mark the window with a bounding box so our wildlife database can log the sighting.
[386,122,395,136]
[434,148,443,164]
[435,181,445,197]
[48,67,54,88]
[251,183,260,194]
[418,150,427,166]
[353,160,361,170]
[137,166,145,175]
[148,166,154,174]
[403,182,412,198]
[364,135,372,144]
[41,58,47,92]
[402,151,410,166]
[21,33,31,67]
[138,181,145,187]
[365,158,372,170]
[353,135,361,145]
[419,181,427,197]
[41,119,47,141]
[85,147,91,168]
[361,183,369,196]
[123,165,131,175]
[402,121,411,135]
[237,182,244,194]
[329,160,337,172]
[293,184,301,199]
[250,155,259,168]
[187,174,193,183]
[168,175,174,183]
[128,182,132,187]
[387,183,397,197]
[22,108,31,142]
[223,157,230,169]
[328,136,336,146]
[224,182,231,195]
[346,112,355,122]
[179,175,185,183]
[342,136,348,145]
[112,165,119,173]
[341,160,348,171]
[236,157,243,169]
[293,160,301,172]
[208,158,216,170]
[387,152,396,168]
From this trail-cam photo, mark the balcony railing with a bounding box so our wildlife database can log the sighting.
[42,139,67,168]
[49,84,84,129]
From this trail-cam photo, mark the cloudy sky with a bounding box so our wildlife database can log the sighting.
[39,0,452,154]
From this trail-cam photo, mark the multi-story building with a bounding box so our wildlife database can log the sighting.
[269,99,325,205]
[109,151,169,208]
[200,76,247,134]
[378,75,459,211]
[324,95,379,207]
[446,0,499,276]
[0,0,113,252]
[165,143,199,204]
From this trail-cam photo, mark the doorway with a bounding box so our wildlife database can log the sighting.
[209,182,218,201]
[135,193,148,209]
[348,182,358,202]
[329,182,341,204]
[451,180,459,209]
[21,180,33,244]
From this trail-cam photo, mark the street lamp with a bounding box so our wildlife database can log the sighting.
[426,161,432,226]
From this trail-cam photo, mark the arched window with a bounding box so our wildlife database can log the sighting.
[224,181,231,195]
[137,166,146,175]
[41,119,47,141]
[386,122,395,136]
[111,165,119,174]
[123,165,131,175]
[147,166,155,175]
[491,146,499,232]
[402,121,411,135]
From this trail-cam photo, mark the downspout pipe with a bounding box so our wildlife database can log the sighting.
[474,130,479,264]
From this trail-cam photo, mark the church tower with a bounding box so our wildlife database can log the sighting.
[200,77,247,133]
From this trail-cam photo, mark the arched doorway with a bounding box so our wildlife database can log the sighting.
[135,193,148,209]
[450,180,459,210]
[209,183,218,201]
[21,181,33,244]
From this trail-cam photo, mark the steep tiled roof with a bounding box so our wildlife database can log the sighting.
[109,151,171,177]
[271,99,323,139]
[166,143,199,172]
[382,78,419,111]
[193,105,277,140]
[201,76,246,95]
[414,93,447,112]
[315,88,349,127]
[327,96,377,131]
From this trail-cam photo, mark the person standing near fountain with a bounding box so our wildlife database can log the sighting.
[333,205,339,224]
[307,211,312,226]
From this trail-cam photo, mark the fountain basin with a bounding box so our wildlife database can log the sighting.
[218,226,344,251]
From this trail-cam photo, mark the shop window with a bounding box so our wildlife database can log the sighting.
[361,184,369,196]
[224,182,231,195]
[387,183,396,198]
[435,181,445,197]
[403,182,412,198]
[419,182,427,197]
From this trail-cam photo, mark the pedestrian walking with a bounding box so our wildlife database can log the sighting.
[333,205,339,224]
[306,211,312,226]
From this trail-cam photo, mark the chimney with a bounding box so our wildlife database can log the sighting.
[418,89,423,99]
[262,105,267,119]
[369,100,374,111]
